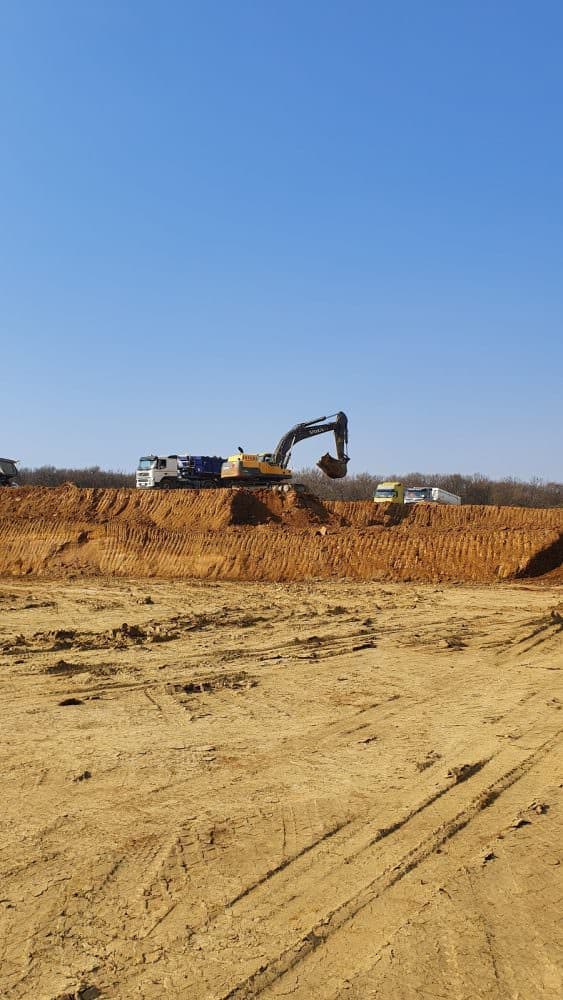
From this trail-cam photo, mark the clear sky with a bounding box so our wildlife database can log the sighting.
[1,1,562,479]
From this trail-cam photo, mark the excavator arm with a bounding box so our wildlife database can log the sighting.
[272,412,349,479]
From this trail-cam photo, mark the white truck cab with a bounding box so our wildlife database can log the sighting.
[136,455,179,489]
[404,486,461,505]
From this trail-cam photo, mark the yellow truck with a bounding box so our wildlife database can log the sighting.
[373,481,404,503]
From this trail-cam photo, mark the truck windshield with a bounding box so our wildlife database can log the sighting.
[138,458,156,470]
[406,488,431,500]
[0,460,17,478]
[375,488,396,498]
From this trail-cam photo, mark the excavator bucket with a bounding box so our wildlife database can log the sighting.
[317,453,349,479]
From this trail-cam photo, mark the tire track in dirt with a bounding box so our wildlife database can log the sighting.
[216,732,561,1000]
[1,580,560,996]
[111,720,561,999]
[317,763,563,999]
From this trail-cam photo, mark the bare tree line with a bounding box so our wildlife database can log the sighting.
[296,469,562,507]
[16,465,562,507]
[18,466,135,488]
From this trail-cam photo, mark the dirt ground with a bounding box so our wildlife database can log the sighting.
[1,577,562,999]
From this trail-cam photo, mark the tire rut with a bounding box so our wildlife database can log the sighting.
[214,731,560,999]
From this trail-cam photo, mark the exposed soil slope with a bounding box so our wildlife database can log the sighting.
[0,485,561,582]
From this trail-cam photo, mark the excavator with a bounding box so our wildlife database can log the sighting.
[221,412,349,488]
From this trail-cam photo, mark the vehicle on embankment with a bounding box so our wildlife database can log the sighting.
[373,481,461,504]
[136,455,225,489]
[0,458,19,487]
[373,481,404,503]
[404,486,461,505]
[136,412,350,491]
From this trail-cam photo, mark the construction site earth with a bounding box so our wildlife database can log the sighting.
[0,485,562,999]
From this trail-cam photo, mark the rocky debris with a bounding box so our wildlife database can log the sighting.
[53,987,101,1000]
[416,750,442,772]
[440,635,467,649]
[1,634,27,653]
[447,760,488,784]
[510,816,531,830]
[169,671,257,697]
[73,770,92,782]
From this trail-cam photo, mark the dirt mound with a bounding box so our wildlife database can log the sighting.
[0,486,561,582]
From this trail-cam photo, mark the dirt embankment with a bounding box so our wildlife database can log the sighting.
[0,485,561,582]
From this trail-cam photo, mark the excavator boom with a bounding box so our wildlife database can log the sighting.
[272,411,349,478]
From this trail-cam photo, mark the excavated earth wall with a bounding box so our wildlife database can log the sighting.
[0,485,561,582]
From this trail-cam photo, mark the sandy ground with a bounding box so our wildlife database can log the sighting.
[0,577,562,999]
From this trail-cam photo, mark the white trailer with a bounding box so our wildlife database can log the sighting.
[404,486,461,505]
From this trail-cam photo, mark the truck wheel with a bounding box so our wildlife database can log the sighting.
[160,478,174,490]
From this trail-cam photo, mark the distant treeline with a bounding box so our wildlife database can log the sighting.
[18,466,135,488]
[296,469,562,507]
[16,465,562,507]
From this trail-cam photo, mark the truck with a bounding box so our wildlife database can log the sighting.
[404,486,461,505]
[0,457,19,487]
[136,454,225,489]
[373,481,404,503]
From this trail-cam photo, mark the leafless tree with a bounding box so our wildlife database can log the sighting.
[18,466,135,488]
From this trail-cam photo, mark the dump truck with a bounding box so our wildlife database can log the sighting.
[0,458,19,487]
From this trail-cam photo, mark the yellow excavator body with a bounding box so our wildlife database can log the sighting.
[221,453,292,483]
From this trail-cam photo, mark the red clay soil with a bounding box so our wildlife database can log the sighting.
[0,485,561,582]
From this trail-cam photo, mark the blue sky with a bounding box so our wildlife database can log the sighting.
[1,1,561,479]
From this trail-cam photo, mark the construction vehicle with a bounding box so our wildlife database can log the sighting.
[373,481,404,503]
[136,454,225,489]
[0,458,19,487]
[178,455,226,488]
[221,412,349,487]
[404,486,461,505]
[136,412,349,491]
[374,482,462,505]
